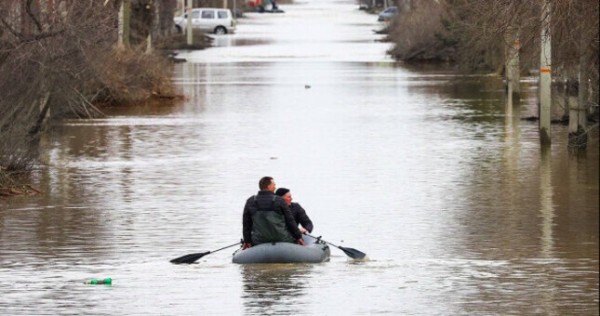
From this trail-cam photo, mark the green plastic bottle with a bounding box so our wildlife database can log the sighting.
[85,277,112,285]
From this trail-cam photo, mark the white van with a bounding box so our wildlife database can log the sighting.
[174,8,236,35]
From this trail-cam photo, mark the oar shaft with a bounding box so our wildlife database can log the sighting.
[212,241,242,253]
[171,241,242,264]
[305,233,366,259]
[306,233,338,247]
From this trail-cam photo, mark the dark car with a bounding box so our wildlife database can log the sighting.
[378,6,398,22]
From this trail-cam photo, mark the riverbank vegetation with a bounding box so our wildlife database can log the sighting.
[0,0,188,195]
[386,0,599,124]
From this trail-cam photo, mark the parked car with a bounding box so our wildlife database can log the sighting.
[377,6,398,22]
[174,8,236,35]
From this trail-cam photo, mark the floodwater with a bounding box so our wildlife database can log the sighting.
[1,0,598,315]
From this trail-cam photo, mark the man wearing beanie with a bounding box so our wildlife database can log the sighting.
[242,177,304,249]
[275,187,314,234]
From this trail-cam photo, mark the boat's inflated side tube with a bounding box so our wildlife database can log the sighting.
[232,234,330,264]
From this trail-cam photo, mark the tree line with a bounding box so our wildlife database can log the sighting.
[0,0,183,193]
[3,0,597,193]
[386,0,599,146]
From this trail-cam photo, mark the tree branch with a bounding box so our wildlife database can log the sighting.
[0,16,25,41]
[25,0,43,32]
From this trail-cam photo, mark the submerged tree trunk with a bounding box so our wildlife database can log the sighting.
[505,27,520,97]
[146,0,160,53]
[29,92,51,137]
[568,51,589,149]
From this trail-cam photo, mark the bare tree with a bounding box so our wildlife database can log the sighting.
[457,0,599,146]
[1,0,117,170]
[386,0,452,62]
[387,0,599,144]
[0,0,178,178]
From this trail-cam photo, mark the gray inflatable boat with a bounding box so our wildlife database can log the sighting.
[232,234,330,264]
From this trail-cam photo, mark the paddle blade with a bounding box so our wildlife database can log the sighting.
[170,251,210,264]
[338,246,366,260]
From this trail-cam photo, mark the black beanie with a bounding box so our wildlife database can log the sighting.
[275,188,290,196]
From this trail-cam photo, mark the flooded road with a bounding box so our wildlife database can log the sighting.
[1,0,598,315]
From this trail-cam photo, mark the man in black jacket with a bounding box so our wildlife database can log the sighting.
[275,187,313,234]
[242,177,304,249]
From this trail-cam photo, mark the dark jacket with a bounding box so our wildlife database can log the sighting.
[242,191,302,245]
[290,202,313,233]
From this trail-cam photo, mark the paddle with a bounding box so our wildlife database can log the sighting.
[305,233,366,260]
[170,241,242,264]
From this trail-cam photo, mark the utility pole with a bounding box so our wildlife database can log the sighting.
[119,0,131,48]
[186,0,193,46]
[539,0,552,145]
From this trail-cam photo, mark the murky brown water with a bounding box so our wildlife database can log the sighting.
[1,0,598,315]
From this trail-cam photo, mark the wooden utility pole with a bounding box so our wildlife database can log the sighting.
[539,0,552,145]
[119,0,131,48]
[186,0,193,46]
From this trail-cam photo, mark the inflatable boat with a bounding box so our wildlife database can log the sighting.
[232,234,330,264]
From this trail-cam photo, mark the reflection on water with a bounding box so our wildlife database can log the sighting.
[1,0,598,314]
[241,264,312,315]
[1,60,597,315]
[539,145,555,259]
